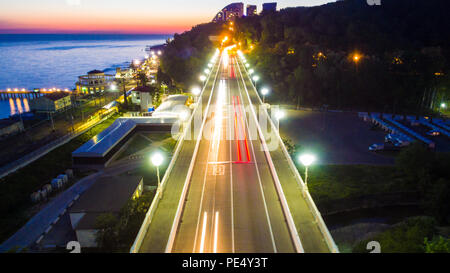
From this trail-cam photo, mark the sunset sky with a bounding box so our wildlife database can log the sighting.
[0,0,335,34]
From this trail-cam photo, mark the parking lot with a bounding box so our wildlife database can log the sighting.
[280,110,396,165]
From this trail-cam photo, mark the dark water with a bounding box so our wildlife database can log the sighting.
[0,34,171,118]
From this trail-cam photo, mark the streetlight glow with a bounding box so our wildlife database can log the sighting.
[299,153,316,187]
[192,87,201,96]
[299,154,316,167]
[151,152,164,167]
[249,69,254,74]
[200,75,207,82]
[261,88,269,96]
[252,75,259,82]
[441,102,447,109]
[275,110,285,121]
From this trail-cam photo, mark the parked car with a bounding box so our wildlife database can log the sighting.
[426,130,440,136]
[369,143,384,151]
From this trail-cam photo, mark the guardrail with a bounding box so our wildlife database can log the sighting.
[130,57,220,253]
[237,57,339,253]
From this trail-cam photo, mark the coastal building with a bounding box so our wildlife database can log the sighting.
[246,5,257,16]
[0,119,24,138]
[213,2,244,22]
[68,176,144,248]
[29,92,72,113]
[262,2,277,13]
[76,70,115,95]
[130,86,154,112]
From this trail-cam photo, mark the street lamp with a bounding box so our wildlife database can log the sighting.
[299,154,316,188]
[261,87,269,103]
[249,69,254,75]
[440,102,447,109]
[192,87,201,103]
[252,75,260,88]
[204,69,210,74]
[151,152,164,194]
[200,75,207,82]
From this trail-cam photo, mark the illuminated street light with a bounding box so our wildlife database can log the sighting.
[133,59,141,66]
[151,152,164,194]
[299,154,316,188]
[245,63,250,68]
[252,75,259,82]
[249,69,254,75]
[204,68,210,74]
[192,87,201,103]
[208,63,213,68]
[441,102,447,109]
[200,75,207,82]
[110,83,117,91]
[261,87,269,103]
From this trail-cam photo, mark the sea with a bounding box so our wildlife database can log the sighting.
[0,34,171,119]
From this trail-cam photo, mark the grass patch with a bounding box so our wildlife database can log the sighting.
[0,113,121,244]
[298,164,408,203]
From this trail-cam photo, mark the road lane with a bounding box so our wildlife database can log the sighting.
[172,53,296,253]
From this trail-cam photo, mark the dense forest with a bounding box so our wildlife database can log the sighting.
[157,23,222,90]
[233,0,450,113]
[159,0,450,114]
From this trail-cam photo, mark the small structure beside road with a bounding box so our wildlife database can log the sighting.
[68,176,144,248]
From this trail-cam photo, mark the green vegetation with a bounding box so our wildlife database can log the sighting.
[233,0,450,114]
[95,191,155,252]
[0,113,121,243]
[424,236,450,253]
[300,144,449,225]
[158,23,222,90]
[352,216,442,253]
[305,164,405,202]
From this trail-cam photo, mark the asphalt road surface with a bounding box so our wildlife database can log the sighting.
[171,54,295,253]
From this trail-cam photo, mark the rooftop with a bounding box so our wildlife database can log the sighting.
[43,92,71,101]
[72,117,178,158]
[69,175,143,229]
[87,69,104,75]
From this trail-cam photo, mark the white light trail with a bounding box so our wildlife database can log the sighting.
[199,212,208,253]
[214,211,219,253]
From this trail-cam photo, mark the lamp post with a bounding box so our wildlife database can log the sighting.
[151,152,164,196]
[192,87,201,103]
[252,75,259,89]
[261,88,269,103]
[274,109,285,132]
[299,154,316,189]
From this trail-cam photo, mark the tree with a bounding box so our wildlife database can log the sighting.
[424,236,450,253]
